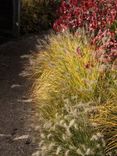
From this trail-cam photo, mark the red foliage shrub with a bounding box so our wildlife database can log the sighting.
[53,0,117,62]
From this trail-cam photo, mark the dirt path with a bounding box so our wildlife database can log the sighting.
[0,34,44,156]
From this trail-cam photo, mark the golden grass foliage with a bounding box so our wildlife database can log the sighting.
[95,102,117,154]
[30,31,117,155]
[94,69,117,154]
[39,104,105,156]
[31,32,102,118]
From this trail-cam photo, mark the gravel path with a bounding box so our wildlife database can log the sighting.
[0,34,44,156]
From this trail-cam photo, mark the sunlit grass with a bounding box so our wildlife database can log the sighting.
[38,103,105,156]
[95,101,117,154]
[31,32,102,119]
[29,31,117,155]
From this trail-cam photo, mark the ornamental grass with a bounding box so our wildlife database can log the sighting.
[30,31,117,155]
[31,31,101,118]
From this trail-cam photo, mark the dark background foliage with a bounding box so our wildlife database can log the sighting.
[20,0,60,34]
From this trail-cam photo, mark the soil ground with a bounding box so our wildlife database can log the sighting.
[0,33,46,156]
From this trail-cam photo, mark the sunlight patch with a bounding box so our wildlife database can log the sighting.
[0,134,11,137]
[17,98,33,103]
[20,55,31,59]
[11,84,22,89]
[19,71,30,77]
[32,151,40,156]
[13,135,29,141]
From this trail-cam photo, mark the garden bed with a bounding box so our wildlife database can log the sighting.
[23,1,117,156]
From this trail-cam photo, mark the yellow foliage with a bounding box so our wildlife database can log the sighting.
[30,31,117,154]
[31,32,101,118]
[95,102,117,153]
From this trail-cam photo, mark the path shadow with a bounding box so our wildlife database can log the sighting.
[0,32,49,156]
